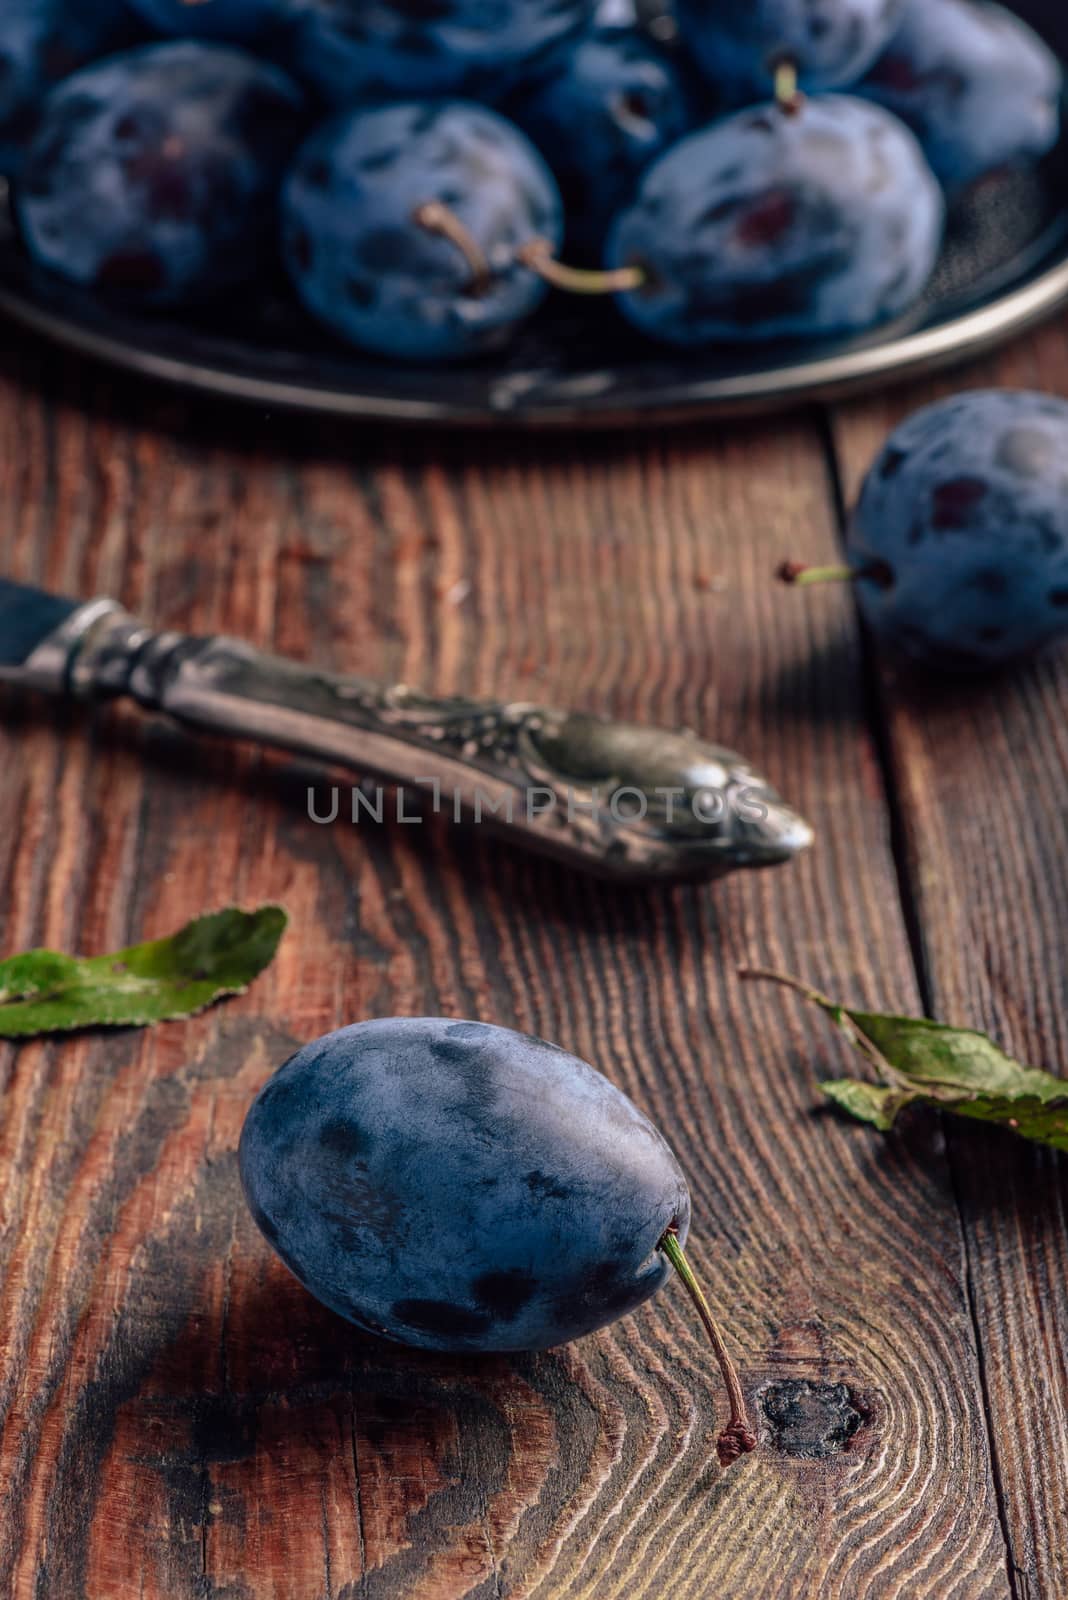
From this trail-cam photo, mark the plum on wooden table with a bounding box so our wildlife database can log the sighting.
[783,391,1068,671]
[847,391,1068,669]
[240,1017,756,1462]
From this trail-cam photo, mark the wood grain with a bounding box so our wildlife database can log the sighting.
[0,332,1013,1598]
[830,324,1068,1600]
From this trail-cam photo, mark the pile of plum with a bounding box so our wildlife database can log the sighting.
[2,0,1063,361]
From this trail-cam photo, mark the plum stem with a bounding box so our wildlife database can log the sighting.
[659,1228,757,1467]
[774,59,804,114]
[739,966,917,1091]
[777,560,854,587]
[517,238,647,295]
[412,201,493,296]
[777,559,895,589]
[412,205,646,298]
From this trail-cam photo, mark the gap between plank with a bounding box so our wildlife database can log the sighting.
[816,405,1023,1600]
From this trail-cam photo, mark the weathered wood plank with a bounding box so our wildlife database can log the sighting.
[830,326,1068,1600]
[0,336,1009,1598]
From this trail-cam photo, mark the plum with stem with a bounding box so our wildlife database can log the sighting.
[780,390,1068,670]
[606,90,944,347]
[676,0,906,105]
[281,101,567,361]
[240,1017,756,1466]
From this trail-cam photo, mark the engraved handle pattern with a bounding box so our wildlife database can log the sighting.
[74,614,814,883]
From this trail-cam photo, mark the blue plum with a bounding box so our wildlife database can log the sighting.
[125,0,297,44]
[16,42,306,304]
[596,0,638,21]
[859,0,1062,197]
[505,24,696,258]
[0,0,140,175]
[675,0,906,104]
[239,1018,691,1353]
[607,94,944,347]
[281,101,562,361]
[292,0,594,106]
[847,391,1068,669]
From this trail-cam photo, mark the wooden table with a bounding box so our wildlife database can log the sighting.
[1,321,1066,1600]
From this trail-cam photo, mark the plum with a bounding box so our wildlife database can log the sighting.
[858,0,1062,197]
[281,102,562,360]
[0,0,140,175]
[596,0,639,21]
[505,23,696,258]
[125,0,297,44]
[607,93,944,347]
[783,391,1068,670]
[15,41,307,305]
[240,1017,756,1460]
[292,0,595,106]
[676,0,906,104]
[240,1018,689,1350]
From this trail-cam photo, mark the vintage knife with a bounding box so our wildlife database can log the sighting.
[0,578,813,883]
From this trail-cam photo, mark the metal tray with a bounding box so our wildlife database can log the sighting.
[1,0,1066,429]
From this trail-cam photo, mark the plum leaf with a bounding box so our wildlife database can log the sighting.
[0,906,287,1038]
[742,968,1068,1152]
[819,1080,918,1132]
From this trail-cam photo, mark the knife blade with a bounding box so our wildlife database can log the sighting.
[0,579,81,668]
[0,576,814,883]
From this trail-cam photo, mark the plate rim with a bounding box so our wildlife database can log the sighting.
[3,210,1068,429]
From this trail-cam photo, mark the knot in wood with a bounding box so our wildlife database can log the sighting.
[760,1380,870,1458]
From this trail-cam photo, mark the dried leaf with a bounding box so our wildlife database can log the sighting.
[742,968,1068,1152]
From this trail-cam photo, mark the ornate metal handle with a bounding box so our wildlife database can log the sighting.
[67,606,813,883]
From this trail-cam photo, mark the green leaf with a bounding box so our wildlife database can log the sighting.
[742,967,1068,1152]
[842,1011,1061,1099]
[0,951,82,1004]
[820,1080,920,1132]
[0,906,287,1038]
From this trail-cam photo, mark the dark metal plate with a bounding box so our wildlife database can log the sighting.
[0,0,1066,428]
